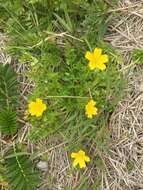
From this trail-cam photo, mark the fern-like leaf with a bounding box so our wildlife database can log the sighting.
[0,64,19,110]
[0,109,17,135]
[5,146,40,190]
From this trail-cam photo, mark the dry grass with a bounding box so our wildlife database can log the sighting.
[103,0,143,189]
[0,0,143,189]
[106,0,143,52]
[104,79,143,190]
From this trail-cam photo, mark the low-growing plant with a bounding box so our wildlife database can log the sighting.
[0,64,39,190]
[26,42,124,150]
[0,64,19,135]
[4,145,39,190]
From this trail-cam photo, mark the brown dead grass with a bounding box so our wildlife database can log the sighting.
[103,0,143,189]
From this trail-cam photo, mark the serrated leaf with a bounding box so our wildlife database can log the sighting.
[0,64,19,110]
[5,147,40,190]
[0,109,17,135]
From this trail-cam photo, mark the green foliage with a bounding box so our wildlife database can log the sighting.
[0,109,17,135]
[0,0,124,147]
[0,64,19,110]
[4,146,40,190]
[76,177,88,190]
[0,0,118,55]
[0,0,123,150]
[132,49,143,64]
[26,42,124,151]
[0,64,19,135]
[82,1,109,44]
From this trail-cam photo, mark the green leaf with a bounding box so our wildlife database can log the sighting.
[0,64,19,110]
[54,13,73,33]
[132,49,143,64]
[5,146,40,190]
[5,152,31,159]
[0,109,17,135]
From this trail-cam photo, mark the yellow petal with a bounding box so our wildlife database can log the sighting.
[100,54,109,63]
[28,102,34,109]
[36,98,43,104]
[93,48,102,58]
[86,108,97,118]
[35,112,42,117]
[78,150,85,156]
[90,100,96,106]
[73,159,79,167]
[71,153,77,158]
[79,160,86,168]
[42,104,47,111]
[85,51,93,61]
[97,63,106,71]
[93,107,98,115]
[88,62,96,70]
[84,156,90,162]
[87,113,93,118]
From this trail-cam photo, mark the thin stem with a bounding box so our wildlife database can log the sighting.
[88,88,93,99]
[84,38,92,51]
[44,95,89,99]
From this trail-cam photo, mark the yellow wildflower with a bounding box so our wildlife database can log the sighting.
[85,99,98,118]
[85,48,109,71]
[71,150,90,168]
[28,98,47,117]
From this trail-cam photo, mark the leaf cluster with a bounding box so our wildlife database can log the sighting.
[0,64,39,190]
[0,64,19,135]
[4,146,39,190]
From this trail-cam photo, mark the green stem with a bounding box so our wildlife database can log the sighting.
[44,95,89,99]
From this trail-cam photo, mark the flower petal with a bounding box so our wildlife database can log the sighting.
[79,160,86,168]
[28,102,34,109]
[84,156,90,162]
[73,159,79,167]
[93,107,98,115]
[42,104,47,111]
[78,150,85,156]
[35,112,42,117]
[71,153,77,158]
[85,51,93,61]
[97,63,106,71]
[100,54,109,64]
[86,113,93,118]
[88,62,96,70]
[90,100,96,106]
[94,48,102,58]
[36,98,43,103]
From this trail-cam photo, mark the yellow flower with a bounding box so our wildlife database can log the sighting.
[85,99,98,118]
[71,150,90,168]
[85,48,109,71]
[28,98,47,117]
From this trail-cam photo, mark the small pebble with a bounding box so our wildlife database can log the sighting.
[37,161,48,171]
